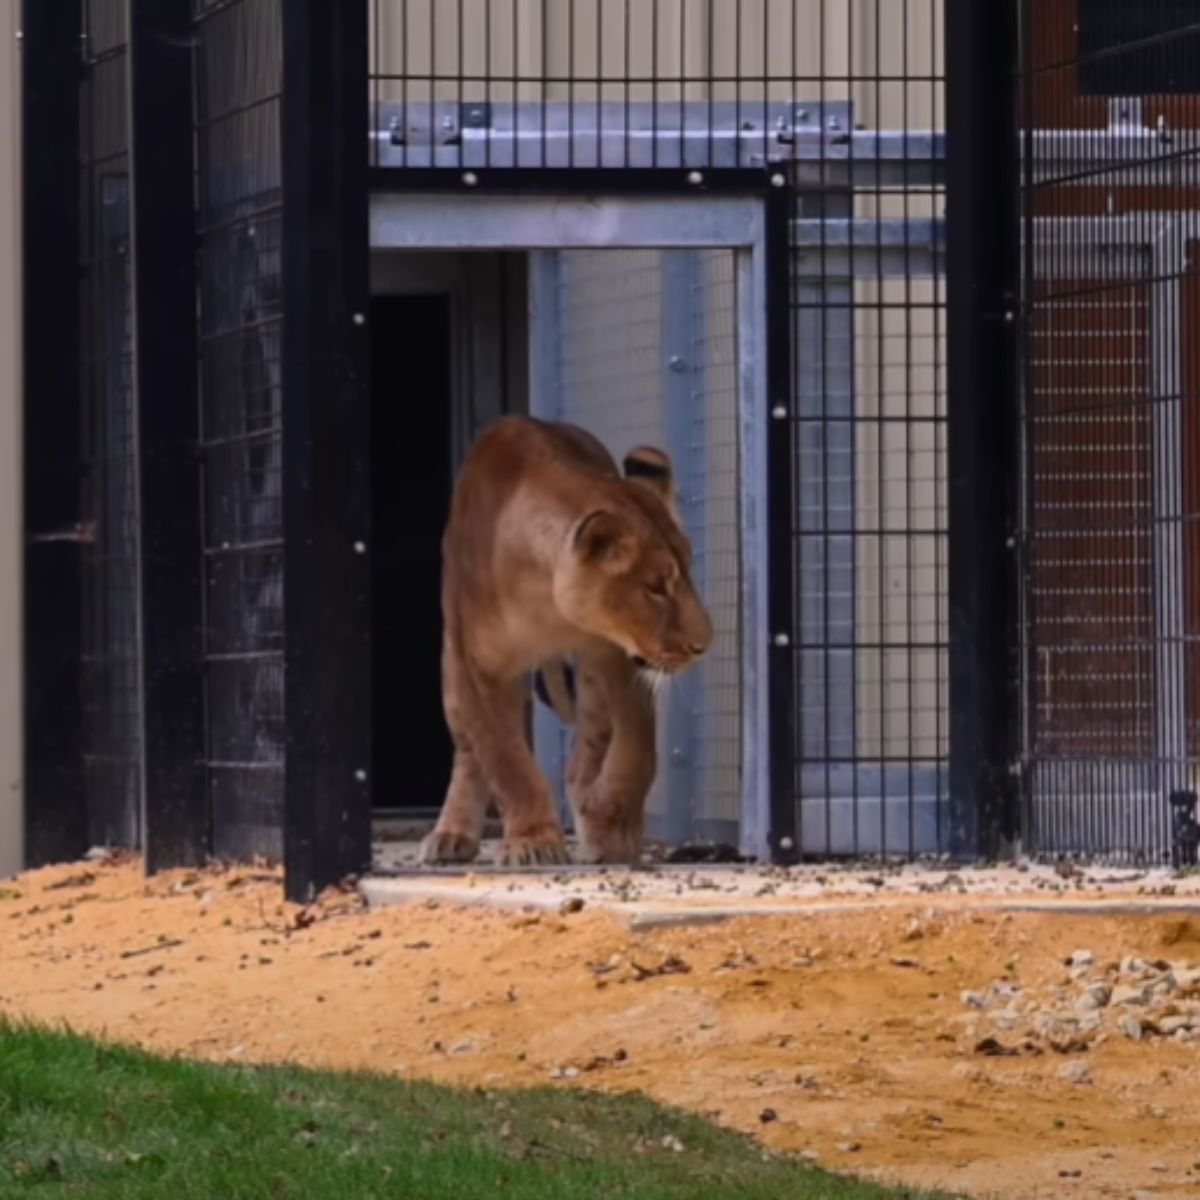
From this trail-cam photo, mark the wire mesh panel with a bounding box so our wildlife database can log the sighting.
[1018,1,1200,861]
[193,0,286,861]
[79,0,142,848]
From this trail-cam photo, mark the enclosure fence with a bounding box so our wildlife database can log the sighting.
[26,0,1200,899]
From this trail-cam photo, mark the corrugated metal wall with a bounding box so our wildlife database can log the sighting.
[0,0,21,877]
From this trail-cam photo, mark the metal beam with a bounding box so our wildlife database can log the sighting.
[282,0,373,903]
[129,0,208,872]
[21,0,87,867]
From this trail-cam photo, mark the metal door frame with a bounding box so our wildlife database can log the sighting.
[369,191,772,858]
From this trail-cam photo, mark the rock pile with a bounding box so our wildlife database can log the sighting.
[960,948,1200,1059]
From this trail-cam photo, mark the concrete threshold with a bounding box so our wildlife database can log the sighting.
[357,873,1200,931]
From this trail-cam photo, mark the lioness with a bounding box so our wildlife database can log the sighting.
[420,415,713,867]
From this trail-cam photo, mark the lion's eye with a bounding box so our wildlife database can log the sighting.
[645,580,670,600]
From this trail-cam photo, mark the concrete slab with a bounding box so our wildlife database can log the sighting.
[361,846,1200,929]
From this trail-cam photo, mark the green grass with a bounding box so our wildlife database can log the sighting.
[0,1022,955,1200]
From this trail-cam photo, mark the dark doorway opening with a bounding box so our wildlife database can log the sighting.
[369,294,454,810]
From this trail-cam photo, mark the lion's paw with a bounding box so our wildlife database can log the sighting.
[418,829,481,865]
[496,828,569,867]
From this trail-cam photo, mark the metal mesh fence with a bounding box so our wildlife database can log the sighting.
[370,0,949,857]
[193,0,286,861]
[79,0,142,848]
[1018,1,1200,861]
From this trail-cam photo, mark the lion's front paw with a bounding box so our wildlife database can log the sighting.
[575,821,644,865]
[419,829,482,865]
[496,826,569,867]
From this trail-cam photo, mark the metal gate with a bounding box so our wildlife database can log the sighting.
[1016,1,1200,861]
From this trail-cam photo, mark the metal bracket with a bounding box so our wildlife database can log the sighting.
[27,522,96,546]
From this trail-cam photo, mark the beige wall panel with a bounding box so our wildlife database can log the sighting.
[369,0,943,117]
[0,0,22,877]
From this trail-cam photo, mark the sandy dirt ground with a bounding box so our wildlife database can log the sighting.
[3,853,1200,1200]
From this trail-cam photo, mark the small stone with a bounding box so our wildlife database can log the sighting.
[890,956,920,969]
[1057,1061,1092,1085]
[1111,983,1150,1007]
[1120,955,1147,976]
[1147,972,1177,997]
[759,1108,778,1124]
[1118,1015,1144,1041]
[952,1062,984,1082]
[961,990,988,1009]
[791,956,814,968]
[836,1141,862,1153]
[1077,983,1111,1011]
[1158,1015,1194,1035]
[800,1149,820,1162]
[660,1135,684,1153]
[1068,949,1095,968]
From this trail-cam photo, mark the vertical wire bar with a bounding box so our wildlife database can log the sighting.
[902,0,915,856]
[622,0,630,169]
[873,0,886,858]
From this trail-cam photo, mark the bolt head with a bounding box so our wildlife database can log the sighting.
[354,769,368,783]
[687,170,703,186]
[462,171,478,186]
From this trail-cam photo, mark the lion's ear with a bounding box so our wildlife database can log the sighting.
[623,445,679,521]
[572,510,637,573]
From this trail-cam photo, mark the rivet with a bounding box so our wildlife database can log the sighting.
[353,540,367,554]
[462,171,479,186]
[772,632,790,647]
[669,355,686,372]
[779,836,795,851]
[687,170,703,185]
[354,769,368,783]
[352,312,365,326]
[770,173,786,188]
[771,404,787,419]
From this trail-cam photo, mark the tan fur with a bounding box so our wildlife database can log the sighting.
[420,415,713,867]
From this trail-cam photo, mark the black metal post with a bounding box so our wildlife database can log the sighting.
[21,0,87,866]
[128,0,208,871]
[945,0,1021,859]
[281,0,373,902]
[765,182,799,864]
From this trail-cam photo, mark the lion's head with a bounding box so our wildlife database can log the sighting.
[552,446,713,675]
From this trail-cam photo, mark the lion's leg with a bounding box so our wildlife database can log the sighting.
[565,658,612,796]
[569,647,656,864]
[464,672,569,866]
[420,747,488,864]
[420,635,489,865]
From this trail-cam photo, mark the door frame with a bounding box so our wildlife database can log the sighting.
[368,189,777,859]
